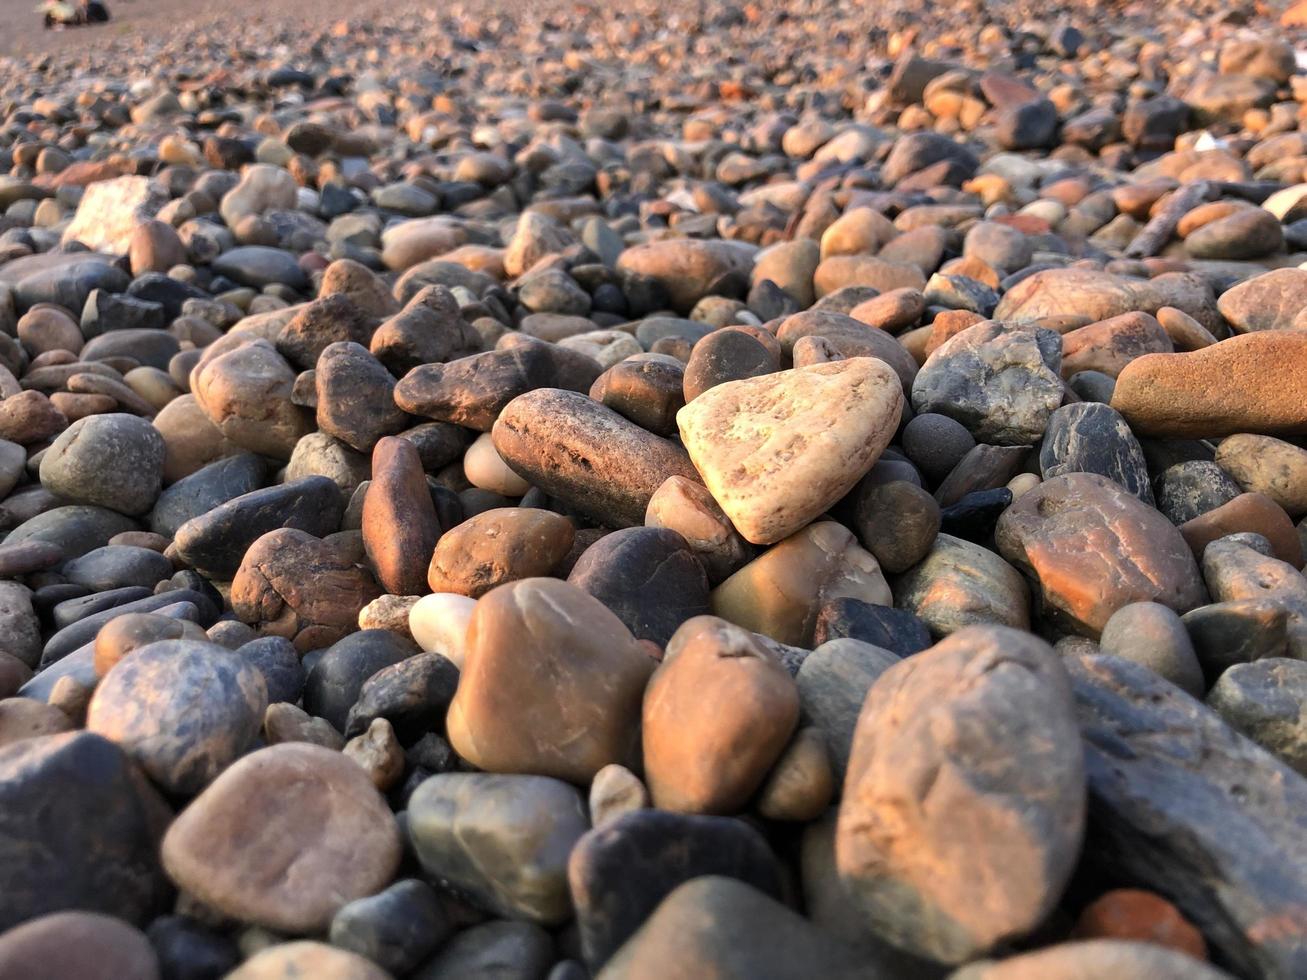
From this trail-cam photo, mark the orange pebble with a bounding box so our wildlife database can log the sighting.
[1072,888,1208,961]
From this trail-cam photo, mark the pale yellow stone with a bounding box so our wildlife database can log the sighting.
[676,358,903,545]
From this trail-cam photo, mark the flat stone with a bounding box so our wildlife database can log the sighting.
[426,507,573,598]
[1040,402,1154,505]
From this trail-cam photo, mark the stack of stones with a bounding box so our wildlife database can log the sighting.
[0,0,1303,977]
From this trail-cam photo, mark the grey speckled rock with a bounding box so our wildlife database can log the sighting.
[1067,652,1307,980]
[39,414,165,516]
[1206,658,1307,776]
[407,772,590,926]
[1039,402,1154,506]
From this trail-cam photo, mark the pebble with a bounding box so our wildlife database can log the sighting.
[1206,658,1307,775]
[0,911,160,980]
[427,507,573,597]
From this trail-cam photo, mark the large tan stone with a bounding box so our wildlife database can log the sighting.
[191,339,314,460]
[616,239,756,314]
[677,359,902,545]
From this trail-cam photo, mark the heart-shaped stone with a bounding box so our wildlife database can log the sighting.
[677,357,903,545]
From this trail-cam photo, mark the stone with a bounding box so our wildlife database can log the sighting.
[172,476,343,580]
[1216,269,1307,334]
[407,772,589,925]
[682,329,776,403]
[276,295,374,372]
[150,453,266,539]
[230,529,382,652]
[1156,461,1243,525]
[642,616,799,814]
[1186,209,1284,260]
[329,879,450,976]
[226,942,390,980]
[597,876,869,979]
[212,246,308,291]
[1066,653,1307,979]
[796,638,900,780]
[591,358,685,436]
[893,533,1031,637]
[427,507,574,597]
[755,725,835,820]
[343,717,404,790]
[363,437,440,596]
[39,413,164,516]
[1039,402,1153,505]
[0,698,73,747]
[836,626,1085,963]
[588,763,648,828]
[1207,658,1307,775]
[1111,332,1307,438]
[912,322,1064,445]
[1099,602,1206,697]
[952,940,1230,980]
[315,342,406,453]
[812,599,931,655]
[0,912,160,980]
[1215,435,1307,518]
[219,165,298,228]
[1072,888,1207,960]
[997,473,1208,637]
[161,743,401,934]
[994,267,1151,323]
[568,809,781,969]
[413,921,553,980]
[0,732,170,930]
[1180,493,1304,569]
[1183,598,1292,683]
[447,578,653,783]
[615,239,756,315]
[1061,313,1173,380]
[492,388,700,529]
[343,651,459,741]
[567,527,710,646]
[239,636,304,705]
[408,592,476,667]
[192,340,314,459]
[63,546,173,592]
[902,413,976,486]
[852,479,941,574]
[303,629,418,733]
[371,285,481,376]
[774,310,918,390]
[644,475,752,584]
[62,176,169,254]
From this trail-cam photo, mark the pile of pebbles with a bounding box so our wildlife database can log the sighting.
[0,0,1305,977]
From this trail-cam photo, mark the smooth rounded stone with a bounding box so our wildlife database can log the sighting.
[219,164,297,228]
[449,578,652,782]
[162,742,400,933]
[711,521,891,647]
[412,921,553,980]
[1156,306,1218,352]
[1098,602,1205,697]
[558,330,642,369]
[237,637,304,705]
[836,625,1085,963]
[264,701,346,750]
[912,322,1064,445]
[1156,461,1243,525]
[596,876,868,980]
[812,598,932,655]
[453,432,521,495]
[774,310,918,390]
[149,453,266,539]
[568,809,781,970]
[1206,658,1307,775]
[428,508,573,598]
[1187,208,1284,260]
[395,338,603,432]
[43,590,213,669]
[589,359,685,437]
[230,529,382,652]
[0,391,65,447]
[796,638,900,781]
[407,592,476,667]
[902,413,976,486]
[39,413,164,516]
[1039,402,1153,506]
[7,253,131,313]
[994,267,1152,324]
[893,533,1031,637]
[644,475,752,585]
[344,718,403,788]
[1183,599,1291,682]
[997,473,1208,637]
[1110,332,1307,438]
[343,651,459,741]
[492,388,700,529]
[81,328,181,372]
[0,540,64,581]
[1068,370,1116,404]
[0,582,42,669]
[852,479,941,574]
[589,763,649,828]
[677,358,902,546]
[0,698,73,747]
[0,911,160,980]
[814,254,928,299]
[227,942,390,980]
[681,329,777,402]
[0,652,32,699]
[642,616,798,814]
[62,545,173,592]
[0,731,170,930]
[358,595,420,640]
[192,341,309,458]
[87,639,267,796]
[940,487,1014,542]
[303,629,418,734]
[315,342,407,453]
[951,940,1231,980]
[567,527,710,647]
[173,476,344,580]
[1064,653,1307,979]
[18,305,81,357]
[286,433,372,496]
[1216,268,1307,333]
[756,725,835,820]
[1181,493,1304,569]
[1215,434,1307,518]
[398,422,472,473]
[615,239,756,315]
[8,506,139,564]
[329,879,450,976]
[1071,887,1207,958]
[1060,313,1174,381]
[372,287,480,377]
[363,437,440,596]
[849,287,927,332]
[275,295,374,372]
[407,772,589,925]
[152,395,243,484]
[212,246,308,291]
[146,914,241,980]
